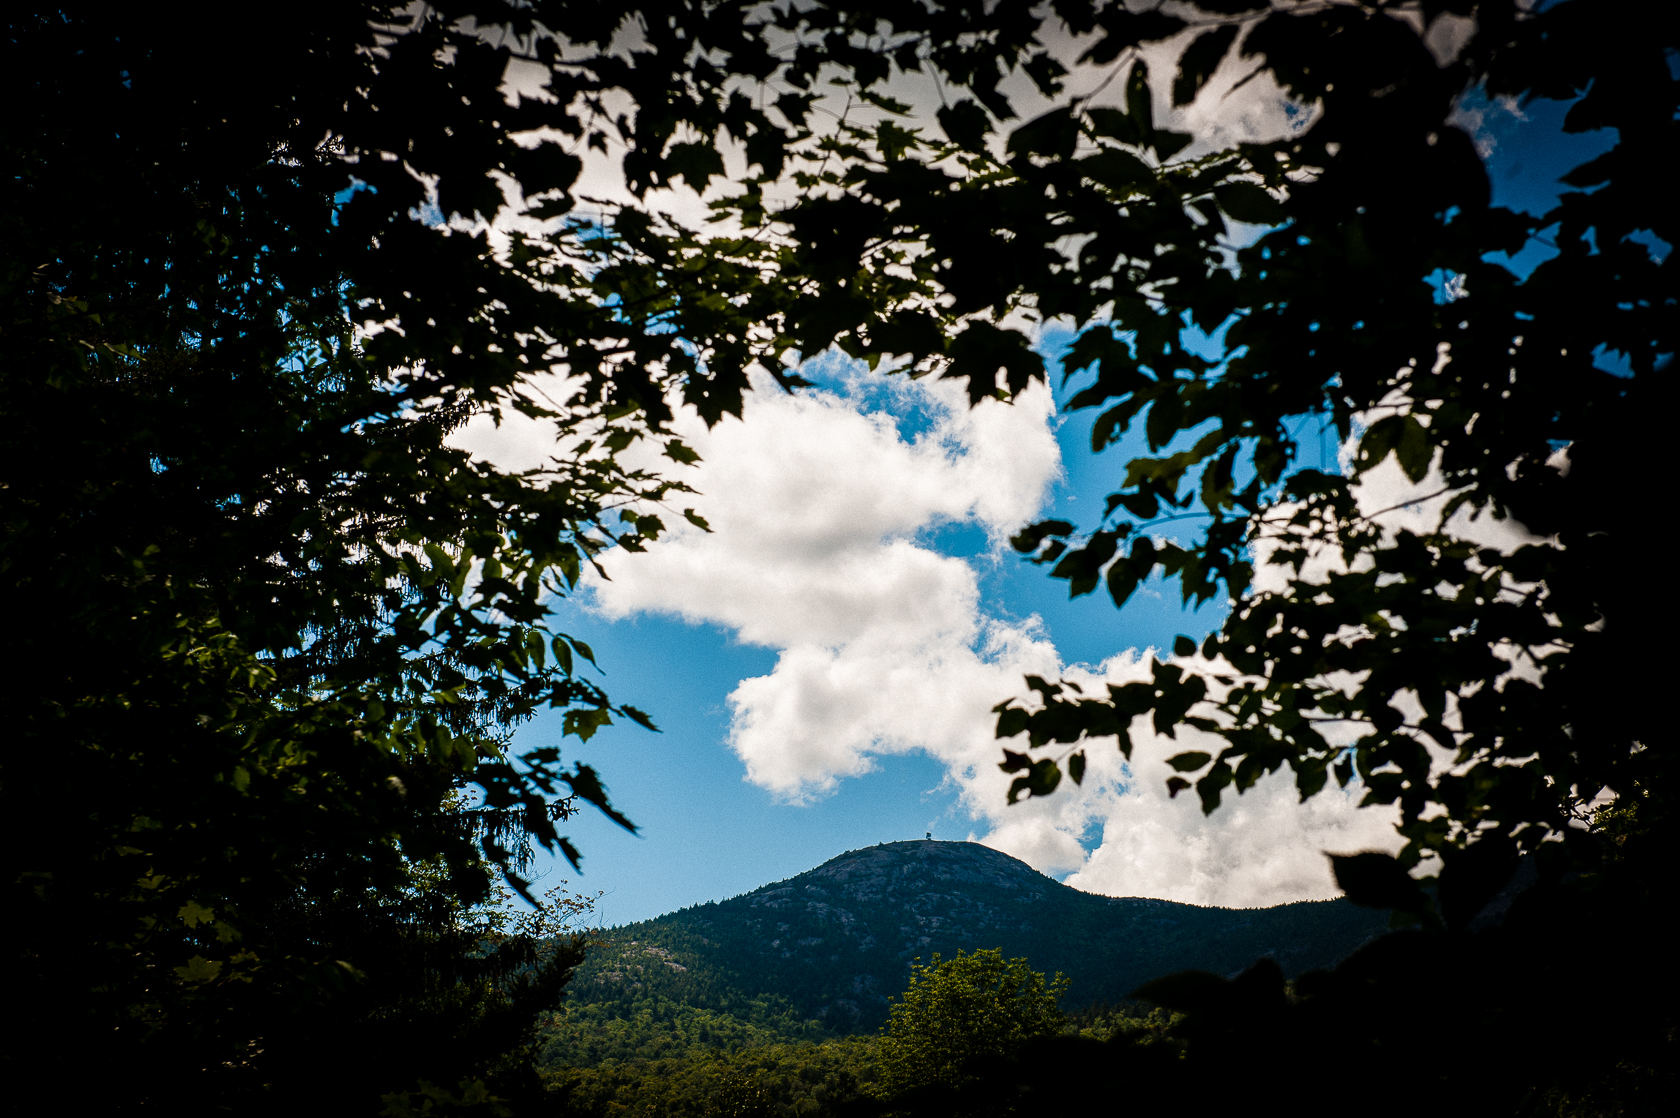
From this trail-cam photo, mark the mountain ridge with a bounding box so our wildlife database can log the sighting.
[563,840,1387,1032]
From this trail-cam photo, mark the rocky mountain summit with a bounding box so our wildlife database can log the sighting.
[567,841,1388,1031]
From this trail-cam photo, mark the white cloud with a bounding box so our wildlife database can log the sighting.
[1062,762,1402,909]
[977,650,1403,909]
[584,361,1064,801]
[448,357,1415,908]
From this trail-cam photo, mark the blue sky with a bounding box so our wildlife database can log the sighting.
[461,70,1622,928]
[514,352,1228,926]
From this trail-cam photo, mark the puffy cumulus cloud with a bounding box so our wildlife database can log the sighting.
[1050,408,1560,909]
[582,362,1064,801]
[462,358,1395,908]
[975,651,1403,909]
[727,621,1061,802]
[1061,738,1403,908]
[1062,761,1402,909]
[449,357,1425,907]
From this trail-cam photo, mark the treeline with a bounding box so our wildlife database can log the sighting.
[537,956,1180,1118]
[537,989,875,1118]
[561,931,786,1028]
[537,997,832,1068]
[548,1034,879,1118]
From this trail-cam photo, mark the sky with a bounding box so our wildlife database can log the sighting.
[461,341,1410,926]
[453,10,1625,928]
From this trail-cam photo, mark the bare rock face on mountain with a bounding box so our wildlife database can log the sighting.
[568,841,1387,1031]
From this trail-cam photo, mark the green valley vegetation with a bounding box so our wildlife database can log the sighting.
[547,1026,879,1118]
[538,939,1176,1118]
[875,950,1068,1101]
[535,843,1374,1117]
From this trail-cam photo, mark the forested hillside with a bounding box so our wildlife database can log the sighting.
[550,841,1386,1039]
[540,841,1342,1116]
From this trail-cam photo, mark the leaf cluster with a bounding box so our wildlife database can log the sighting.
[892,1,1679,884]
[555,0,1674,893]
[874,949,1069,1104]
[548,1031,879,1118]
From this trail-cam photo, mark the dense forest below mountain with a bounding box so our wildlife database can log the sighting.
[538,842,1377,1115]
[550,841,1388,1037]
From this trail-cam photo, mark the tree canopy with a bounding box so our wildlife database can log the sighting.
[973,0,1672,901]
[875,950,1068,1106]
[3,1,741,1108]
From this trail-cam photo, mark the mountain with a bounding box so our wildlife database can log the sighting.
[564,840,1387,1032]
